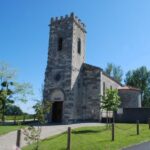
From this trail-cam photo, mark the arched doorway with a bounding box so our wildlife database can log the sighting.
[51,89,64,122]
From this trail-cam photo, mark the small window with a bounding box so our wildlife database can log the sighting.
[54,73,61,81]
[77,38,81,54]
[58,37,63,51]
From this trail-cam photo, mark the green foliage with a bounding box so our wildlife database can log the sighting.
[125,66,150,107]
[23,100,51,150]
[101,88,120,112]
[13,82,33,103]
[33,101,44,124]
[105,63,123,83]
[142,89,150,107]
[5,115,34,120]
[101,88,120,126]
[125,66,150,92]
[0,62,16,81]
[33,100,51,124]
[5,105,23,115]
[0,81,14,121]
[0,62,33,121]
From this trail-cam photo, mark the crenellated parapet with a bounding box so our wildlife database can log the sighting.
[50,12,86,33]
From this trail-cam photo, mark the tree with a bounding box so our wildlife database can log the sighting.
[101,88,120,126]
[33,100,51,123]
[125,66,150,107]
[23,100,51,150]
[0,62,33,122]
[142,89,150,107]
[105,63,113,76]
[5,105,23,115]
[0,81,14,121]
[105,63,123,83]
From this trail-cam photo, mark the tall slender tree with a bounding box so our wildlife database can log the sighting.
[105,63,123,83]
[101,88,120,126]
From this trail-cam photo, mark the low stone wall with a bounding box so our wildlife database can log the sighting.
[115,108,150,123]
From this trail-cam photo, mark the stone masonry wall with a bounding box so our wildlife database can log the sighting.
[70,16,86,121]
[81,64,101,121]
[100,72,122,119]
[101,72,121,95]
[44,14,74,123]
[119,89,141,108]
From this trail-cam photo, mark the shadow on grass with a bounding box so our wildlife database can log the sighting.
[72,128,108,134]
[128,133,137,136]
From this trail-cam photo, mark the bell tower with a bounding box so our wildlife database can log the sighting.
[43,13,86,123]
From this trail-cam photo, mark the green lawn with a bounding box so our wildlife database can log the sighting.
[0,125,22,136]
[23,124,150,150]
[5,115,35,121]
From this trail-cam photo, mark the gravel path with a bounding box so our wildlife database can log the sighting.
[0,123,104,150]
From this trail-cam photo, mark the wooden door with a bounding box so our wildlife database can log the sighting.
[52,101,63,122]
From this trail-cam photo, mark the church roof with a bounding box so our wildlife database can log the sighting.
[83,63,122,86]
[83,63,103,71]
[118,86,141,91]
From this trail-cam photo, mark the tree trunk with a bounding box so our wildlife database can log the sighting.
[108,111,111,128]
[113,111,115,123]
[106,110,109,128]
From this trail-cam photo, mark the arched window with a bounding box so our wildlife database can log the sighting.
[77,38,81,54]
[58,37,63,51]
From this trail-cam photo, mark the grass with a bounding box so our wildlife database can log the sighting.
[0,125,22,136]
[5,115,35,121]
[23,124,150,150]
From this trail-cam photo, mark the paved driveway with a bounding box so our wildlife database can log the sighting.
[0,123,104,150]
[123,141,150,150]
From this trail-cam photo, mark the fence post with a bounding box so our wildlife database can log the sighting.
[67,127,71,150]
[148,118,150,129]
[137,120,139,135]
[16,129,21,148]
[112,123,114,141]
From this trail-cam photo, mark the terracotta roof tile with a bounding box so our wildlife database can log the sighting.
[118,86,141,91]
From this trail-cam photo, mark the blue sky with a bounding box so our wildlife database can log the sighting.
[0,0,150,113]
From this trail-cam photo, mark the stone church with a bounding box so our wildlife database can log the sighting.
[43,13,142,123]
